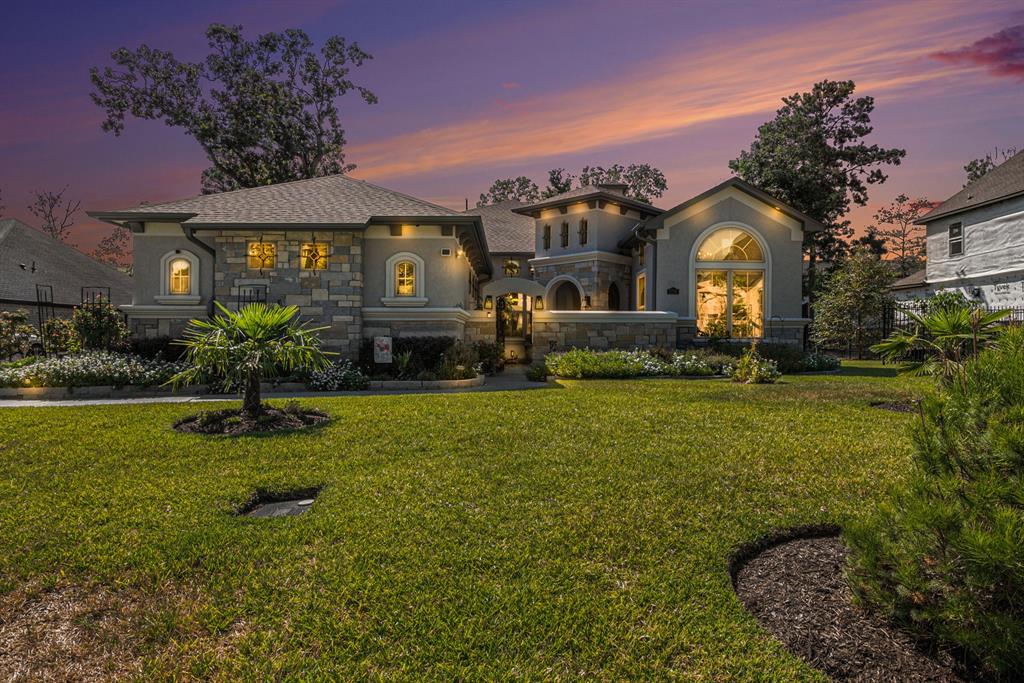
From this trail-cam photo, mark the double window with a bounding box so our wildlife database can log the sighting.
[543,224,551,250]
[560,222,569,248]
[694,228,765,338]
[579,219,588,245]
[948,222,964,257]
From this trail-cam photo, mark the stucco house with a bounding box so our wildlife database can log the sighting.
[912,150,1024,308]
[89,174,820,360]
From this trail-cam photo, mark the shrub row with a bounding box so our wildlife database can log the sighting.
[0,352,184,388]
[545,348,737,379]
[356,336,486,381]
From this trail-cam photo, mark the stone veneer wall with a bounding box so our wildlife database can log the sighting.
[532,314,676,358]
[533,258,632,310]
[362,319,465,340]
[675,318,807,346]
[464,316,496,344]
[210,230,363,356]
[128,316,192,340]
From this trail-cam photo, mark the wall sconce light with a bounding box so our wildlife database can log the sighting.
[534,295,544,311]
[457,247,465,257]
[583,296,592,309]
[484,295,493,310]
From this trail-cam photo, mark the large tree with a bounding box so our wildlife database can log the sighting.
[729,80,905,296]
[479,163,668,207]
[872,193,931,277]
[811,247,894,359]
[90,24,377,194]
[28,186,81,243]
[477,176,540,206]
[963,146,1017,186]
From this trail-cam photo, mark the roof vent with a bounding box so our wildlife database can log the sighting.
[596,182,628,196]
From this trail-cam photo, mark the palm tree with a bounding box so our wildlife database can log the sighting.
[170,302,332,418]
[871,304,1009,383]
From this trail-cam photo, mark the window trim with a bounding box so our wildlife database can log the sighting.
[156,250,200,305]
[383,251,428,306]
[948,222,964,258]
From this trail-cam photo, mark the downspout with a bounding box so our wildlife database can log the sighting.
[184,227,217,316]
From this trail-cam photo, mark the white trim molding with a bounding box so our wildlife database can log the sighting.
[363,307,470,323]
[384,251,427,305]
[528,250,633,267]
[156,249,201,305]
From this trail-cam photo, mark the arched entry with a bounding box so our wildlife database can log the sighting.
[551,280,582,310]
[481,277,546,363]
[608,282,621,311]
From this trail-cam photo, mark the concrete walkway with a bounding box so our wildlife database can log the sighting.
[0,365,550,408]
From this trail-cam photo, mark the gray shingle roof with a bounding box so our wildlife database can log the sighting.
[0,219,132,307]
[919,150,1024,223]
[463,201,535,254]
[891,268,927,290]
[91,174,464,226]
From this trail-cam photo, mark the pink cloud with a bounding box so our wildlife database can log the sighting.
[500,81,522,90]
[932,24,1024,80]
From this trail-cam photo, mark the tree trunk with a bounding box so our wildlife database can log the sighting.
[242,371,262,418]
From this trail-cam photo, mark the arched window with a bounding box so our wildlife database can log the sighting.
[384,252,427,306]
[395,260,416,296]
[694,228,766,338]
[157,250,200,304]
[169,258,191,295]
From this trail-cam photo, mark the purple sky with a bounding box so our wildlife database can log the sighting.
[1,0,1022,255]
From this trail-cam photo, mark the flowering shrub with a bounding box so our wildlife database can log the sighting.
[545,348,734,379]
[0,352,183,387]
[42,317,78,354]
[800,351,841,372]
[731,345,781,384]
[0,310,37,359]
[72,301,129,351]
[308,359,370,391]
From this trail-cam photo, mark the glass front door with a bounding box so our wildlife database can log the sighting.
[696,269,763,338]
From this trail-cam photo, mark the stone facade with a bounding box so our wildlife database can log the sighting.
[532,312,676,358]
[533,256,633,310]
[362,319,465,339]
[209,230,363,356]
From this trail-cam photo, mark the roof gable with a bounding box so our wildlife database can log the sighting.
[918,150,1024,223]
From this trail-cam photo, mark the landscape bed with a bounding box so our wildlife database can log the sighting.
[0,363,934,679]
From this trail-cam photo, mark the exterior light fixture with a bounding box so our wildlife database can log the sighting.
[457,248,465,257]
[535,295,544,311]
[583,295,592,309]
[484,295,493,310]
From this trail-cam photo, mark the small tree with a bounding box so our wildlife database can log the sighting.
[170,302,332,418]
[811,248,894,358]
[72,300,129,351]
[28,186,81,243]
[873,194,932,276]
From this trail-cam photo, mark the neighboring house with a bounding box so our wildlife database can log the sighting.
[914,150,1024,308]
[89,174,820,360]
[891,268,930,301]
[0,218,132,322]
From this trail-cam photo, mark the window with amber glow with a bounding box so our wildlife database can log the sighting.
[636,273,646,310]
[395,260,416,296]
[503,258,520,277]
[300,243,328,270]
[694,228,765,337]
[247,242,276,270]
[168,258,191,295]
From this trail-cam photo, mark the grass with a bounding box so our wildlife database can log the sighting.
[0,363,927,680]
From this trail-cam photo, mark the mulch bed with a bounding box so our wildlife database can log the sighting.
[871,400,918,413]
[733,532,968,682]
[174,406,329,435]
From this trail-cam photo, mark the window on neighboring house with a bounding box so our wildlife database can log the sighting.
[247,242,276,270]
[636,273,646,311]
[395,260,417,296]
[300,243,328,270]
[948,222,964,256]
[560,222,569,247]
[579,219,588,245]
[543,224,551,250]
[503,258,520,277]
[168,258,191,295]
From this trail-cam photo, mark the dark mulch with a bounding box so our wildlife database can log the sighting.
[871,400,918,413]
[734,534,967,682]
[174,406,329,435]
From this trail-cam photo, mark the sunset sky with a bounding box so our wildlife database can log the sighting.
[1,0,1022,254]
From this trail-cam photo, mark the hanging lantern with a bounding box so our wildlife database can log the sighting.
[535,295,544,311]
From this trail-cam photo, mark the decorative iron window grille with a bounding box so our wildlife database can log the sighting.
[247,242,277,271]
[300,243,329,270]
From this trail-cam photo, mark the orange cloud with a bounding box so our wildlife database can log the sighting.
[350,1,1002,181]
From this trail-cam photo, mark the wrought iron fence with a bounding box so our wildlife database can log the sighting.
[882,302,1024,337]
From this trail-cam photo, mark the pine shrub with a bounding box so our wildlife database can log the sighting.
[846,326,1024,675]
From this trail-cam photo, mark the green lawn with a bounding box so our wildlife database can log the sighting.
[0,364,926,680]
